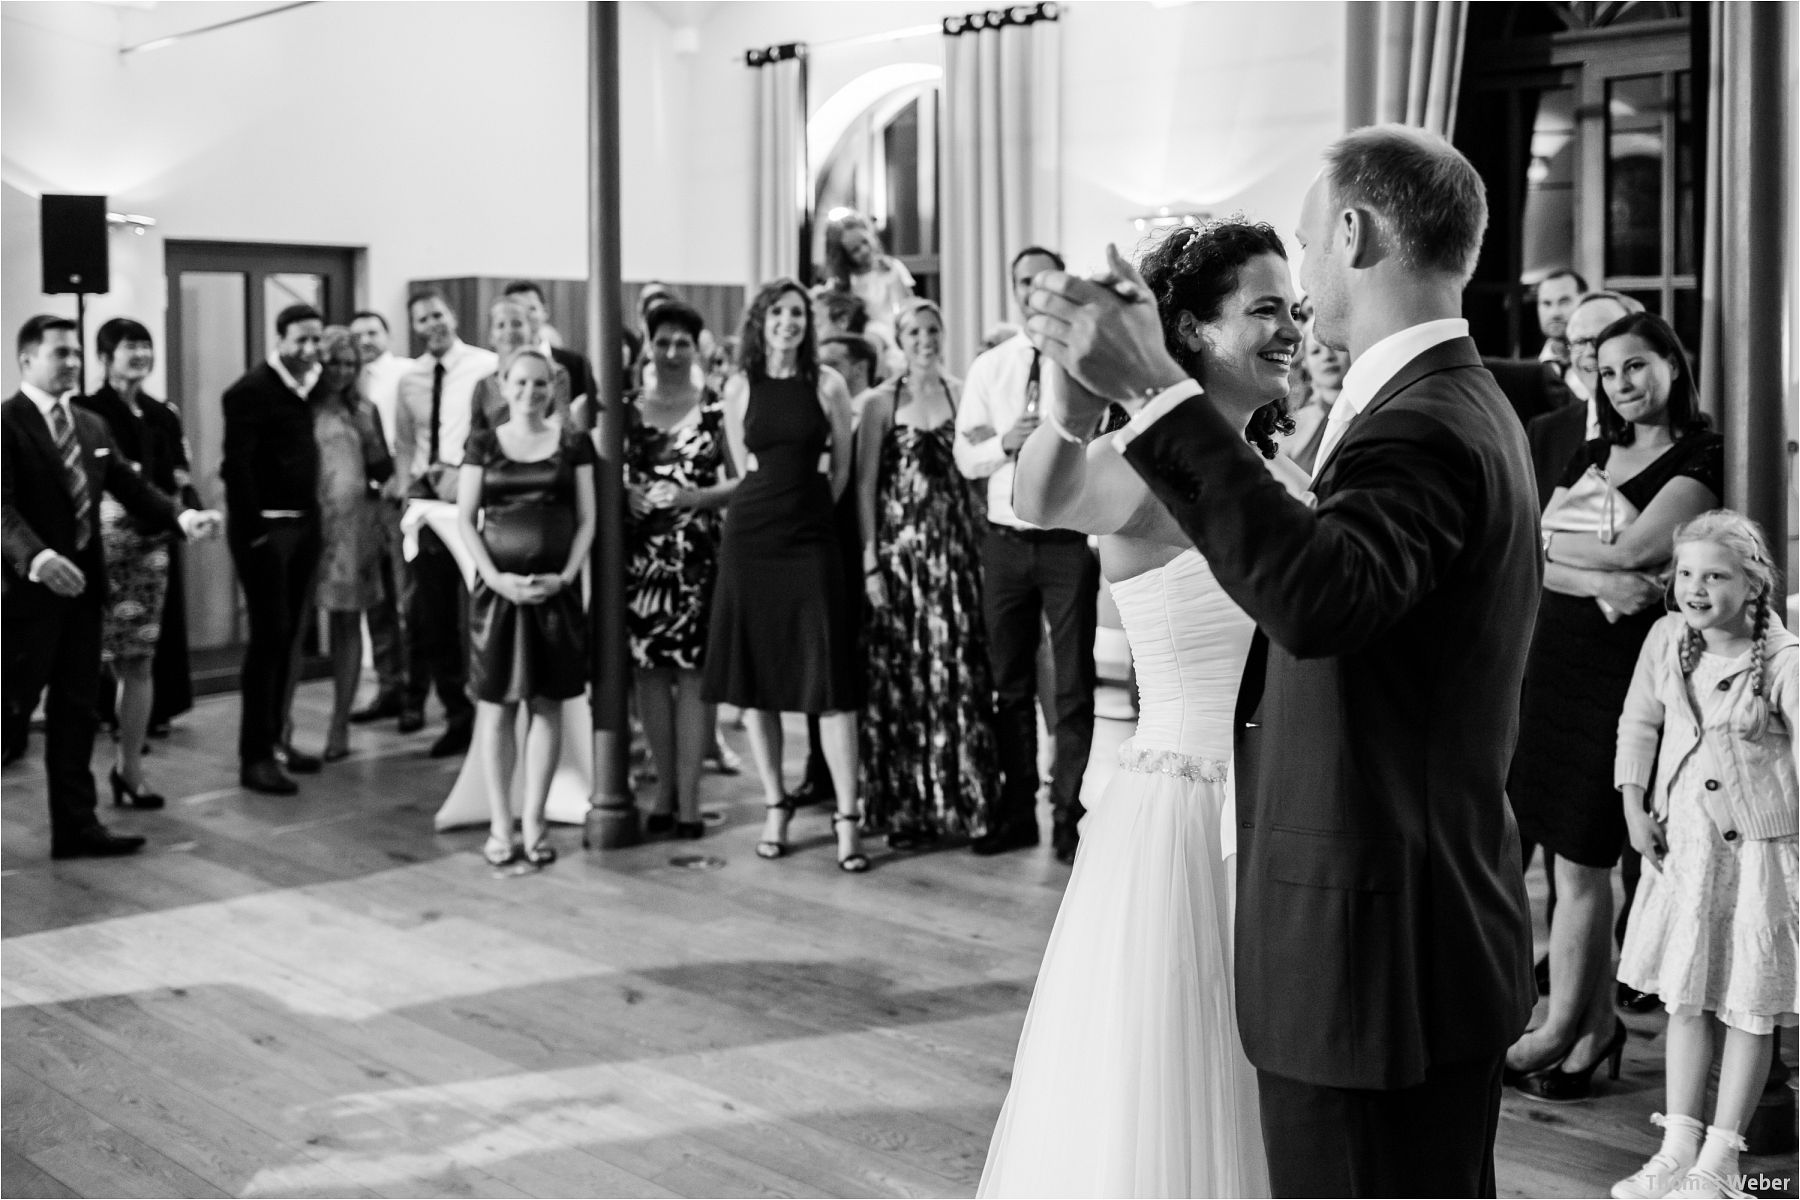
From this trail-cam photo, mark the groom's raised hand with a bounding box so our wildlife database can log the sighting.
[1024,244,1189,410]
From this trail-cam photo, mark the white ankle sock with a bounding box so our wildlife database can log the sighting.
[1692,1125,1745,1182]
[1653,1112,1705,1172]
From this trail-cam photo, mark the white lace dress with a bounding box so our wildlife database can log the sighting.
[979,547,1270,1198]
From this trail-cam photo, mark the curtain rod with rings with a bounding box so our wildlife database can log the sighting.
[743,1,1058,65]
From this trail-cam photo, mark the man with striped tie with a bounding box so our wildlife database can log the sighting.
[2,315,219,857]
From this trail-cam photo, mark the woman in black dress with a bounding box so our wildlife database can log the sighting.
[1508,312,1723,1099]
[855,299,998,846]
[625,301,738,838]
[456,349,596,869]
[77,318,203,809]
[703,279,868,872]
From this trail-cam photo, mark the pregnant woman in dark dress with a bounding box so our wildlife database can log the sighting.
[456,349,596,869]
[1508,312,1722,1099]
[703,279,868,872]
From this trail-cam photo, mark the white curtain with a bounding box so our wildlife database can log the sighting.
[1698,1,1793,558]
[749,47,809,292]
[1344,0,1469,136]
[940,9,1061,374]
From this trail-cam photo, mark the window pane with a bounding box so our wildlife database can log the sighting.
[1675,71,1697,276]
[1522,86,1577,283]
[266,273,324,346]
[1672,288,1700,360]
[1620,288,1664,319]
[1607,75,1665,277]
[882,99,921,258]
[178,271,247,652]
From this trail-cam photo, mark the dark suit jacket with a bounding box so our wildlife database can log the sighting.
[2,392,183,616]
[1526,401,1588,511]
[220,364,320,542]
[1122,336,1538,1090]
[1481,356,1572,431]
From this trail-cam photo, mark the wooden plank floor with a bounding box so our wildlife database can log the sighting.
[3,679,1795,1198]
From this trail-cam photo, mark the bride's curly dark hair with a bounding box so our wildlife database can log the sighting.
[1136,219,1295,458]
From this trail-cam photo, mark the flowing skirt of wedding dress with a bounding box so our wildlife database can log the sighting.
[978,746,1269,1199]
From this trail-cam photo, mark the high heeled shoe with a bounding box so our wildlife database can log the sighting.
[756,798,795,860]
[832,812,870,873]
[109,767,165,810]
[1515,1019,1628,1102]
[522,836,557,867]
[483,834,520,867]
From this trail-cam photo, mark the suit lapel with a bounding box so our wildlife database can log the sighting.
[1312,337,1484,497]
[14,393,64,477]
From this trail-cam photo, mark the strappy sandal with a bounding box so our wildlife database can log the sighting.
[832,812,871,873]
[756,798,795,859]
[483,834,520,867]
[522,835,557,867]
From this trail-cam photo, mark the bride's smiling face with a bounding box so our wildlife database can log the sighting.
[1189,252,1302,414]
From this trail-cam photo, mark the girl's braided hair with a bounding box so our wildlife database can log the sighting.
[1673,509,1782,739]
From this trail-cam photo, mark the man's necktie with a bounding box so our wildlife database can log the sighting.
[427,360,446,465]
[51,404,92,550]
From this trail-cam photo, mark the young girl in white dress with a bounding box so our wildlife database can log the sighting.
[1610,510,1797,1200]
[980,219,1310,1199]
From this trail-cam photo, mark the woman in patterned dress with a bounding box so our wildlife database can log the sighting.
[855,299,998,846]
[625,301,738,838]
[79,318,201,809]
[305,328,393,760]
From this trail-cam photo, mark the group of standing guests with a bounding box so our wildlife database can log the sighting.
[622,234,1102,873]
[1485,281,1797,1198]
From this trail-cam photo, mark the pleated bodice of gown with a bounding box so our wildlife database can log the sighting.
[1109,546,1255,764]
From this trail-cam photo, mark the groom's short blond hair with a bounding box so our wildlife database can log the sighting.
[1325,124,1488,283]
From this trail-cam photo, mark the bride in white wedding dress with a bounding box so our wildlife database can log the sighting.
[978,220,1310,1199]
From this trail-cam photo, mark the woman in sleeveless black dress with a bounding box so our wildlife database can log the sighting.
[456,349,596,871]
[703,279,868,872]
[1506,312,1723,1098]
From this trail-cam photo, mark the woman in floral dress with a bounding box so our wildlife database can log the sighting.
[854,299,997,846]
[625,301,738,837]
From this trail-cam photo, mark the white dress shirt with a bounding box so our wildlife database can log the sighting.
[1563,369,1601,440]
[268,352,321,399]
[954,332,1042,529]
[1114,319,1470,484]
[361,351,415,455]
[393,338,499,476]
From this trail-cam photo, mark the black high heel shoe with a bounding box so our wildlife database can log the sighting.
[1515,1019,1628,1102]
[110,768,165,810]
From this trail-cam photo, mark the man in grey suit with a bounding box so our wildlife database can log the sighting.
[1024,125,1538,1196]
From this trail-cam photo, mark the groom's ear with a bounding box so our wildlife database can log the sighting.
[1341,206,1384,270]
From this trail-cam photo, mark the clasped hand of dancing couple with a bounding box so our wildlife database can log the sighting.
[981,126,1542,1199]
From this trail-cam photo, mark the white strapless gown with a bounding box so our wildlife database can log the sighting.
[979,548,1270,1199]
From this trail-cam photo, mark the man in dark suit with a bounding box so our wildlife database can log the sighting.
[1524,289,1643,508]
[502,280,599,424]
[1480,355,1572,432]
[3,315,216,856]
[222,304,326,795]
[1026,125,1537,1196]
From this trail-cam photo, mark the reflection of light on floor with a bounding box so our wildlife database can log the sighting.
[1,862,613,1020]
[234,1030,967,1199]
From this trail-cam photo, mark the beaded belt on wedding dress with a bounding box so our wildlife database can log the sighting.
[1116,738,1229,783]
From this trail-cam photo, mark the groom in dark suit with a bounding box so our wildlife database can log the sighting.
[3,315,215,857]
[1026,125,1537,1196]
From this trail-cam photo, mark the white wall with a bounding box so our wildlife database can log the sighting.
[2,0,1346,392]
[0,0,684,393]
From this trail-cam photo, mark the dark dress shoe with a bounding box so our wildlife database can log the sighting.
[971,824,1040,856]
[397,708,426,734]
[2,737,25,767]
[349,694,404,724]
[644,812,676,835]
[277,745,322,774]
[1052,827,1079,865]
[51,825,147,859]
[241,759,299,795]
[429,720,473,758]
